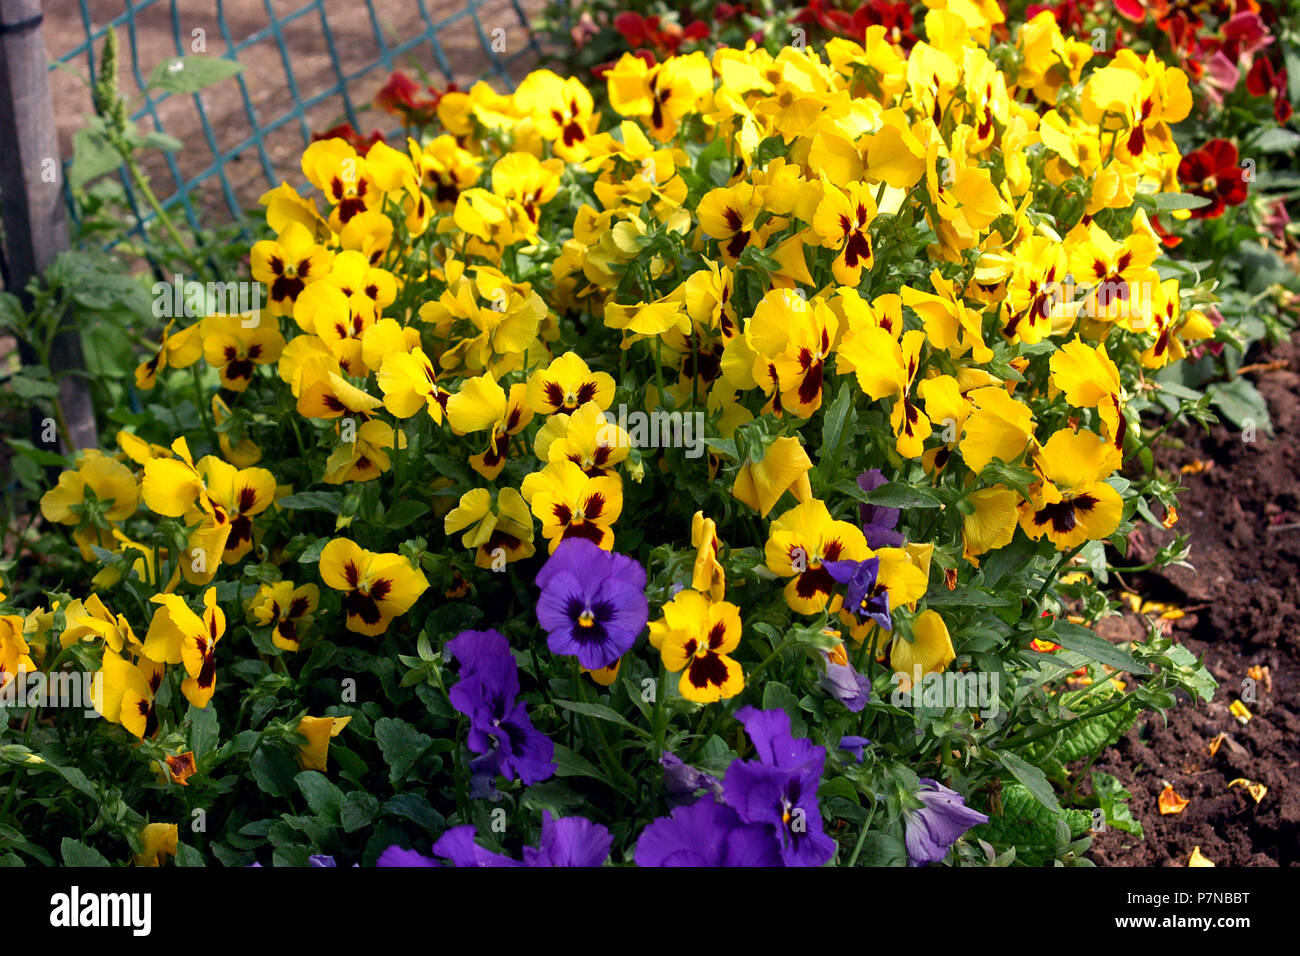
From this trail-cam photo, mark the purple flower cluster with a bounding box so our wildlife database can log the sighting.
[636,707,836,867]
[377,812,611,867]
[903,778,989,866]
[445,629,555,788]
[535,538,648,671]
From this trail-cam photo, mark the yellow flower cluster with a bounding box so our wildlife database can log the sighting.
[30,6,1211,712]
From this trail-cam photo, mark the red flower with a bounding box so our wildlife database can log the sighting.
[373,70,449,127]
[614,11,710,57]
[1177,139,1250,219]
[311,123,385,156]
[613,11,656,47]
[1149,214,1184,249]
[1220,11,1272,62]
[1026,1,1086,33]
[1114,0,1149,23]
[1247,56,1292,122]
[794,0,916,48]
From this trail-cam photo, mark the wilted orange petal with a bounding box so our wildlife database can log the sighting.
[1227,778,1268,804]
[165,751,198,786]
[1158,784,1190,815]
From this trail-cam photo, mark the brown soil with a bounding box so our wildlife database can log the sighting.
[1088,334,1300,867]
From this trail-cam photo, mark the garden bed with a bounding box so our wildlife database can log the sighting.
[1091,332,1300,867]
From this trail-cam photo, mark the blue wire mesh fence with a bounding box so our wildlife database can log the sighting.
[47,0,553,240]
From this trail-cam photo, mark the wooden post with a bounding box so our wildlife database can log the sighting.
[0,0,98,453]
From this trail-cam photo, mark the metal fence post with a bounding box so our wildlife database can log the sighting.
[0,0,98,453]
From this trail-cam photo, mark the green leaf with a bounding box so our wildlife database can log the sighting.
[1208,378,1271,434]
[188,702,219,760]
[702,435,738,460]
[141,130,184,152]
[819,382,855,470]
[925,587,1013,608]
[973,782,1091,866]
[6,374,60,400]
[380,500,430,528]
[551,743,609,782]
[374,717,433,784]
[147,56,243,95]
[1153,192,1212,211]
[341,791,381,833]
[848,831,906,866]
[522,780,588,817]
[551,743,605,780]
[1051,620,1147,673]
[250,745,299,799]
[382,792,444,832]
[60,838,110,867]
[278,491,344,514]
[1091,770,1143,837]
[296,538,328,564]
[865,481,942,509]
[998,751,1061,813]
[69,123,122,189]
[174,843,207,867]
[0,291,23,332]
[760,682,806,736]
[1158,642,1218,703]
[1059,703,1137,764]
[295,771,344,824]
[552,700,651,739]
[1253,128,1300,153]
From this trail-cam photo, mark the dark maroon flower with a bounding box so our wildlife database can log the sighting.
[1177,139,1249,219]
[1246,56,1292,122]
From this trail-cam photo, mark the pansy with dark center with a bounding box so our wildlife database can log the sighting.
[445,629,555,787]
[535,538,648,671]
[722,707,836,867]
[824,556,892,631]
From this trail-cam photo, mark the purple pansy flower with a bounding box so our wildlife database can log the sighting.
[535,539,648,671]
[819,647,870,712]
[432,812,611,867]
[376,845,440,867]
[858,469,905,548]
[723,707,836,867]
[824,556,892,631]
[445,629,555,786]
[308,854,337,867]
[660,752,725,799]
[523,812,613,866]
[837,736,870,763]
[634,796,781,867]
[903,778,989,866]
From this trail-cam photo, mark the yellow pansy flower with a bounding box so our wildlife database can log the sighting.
[649,588,744,704]
[319,539,429,637]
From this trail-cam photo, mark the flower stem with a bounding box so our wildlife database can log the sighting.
[846,798,879,867]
